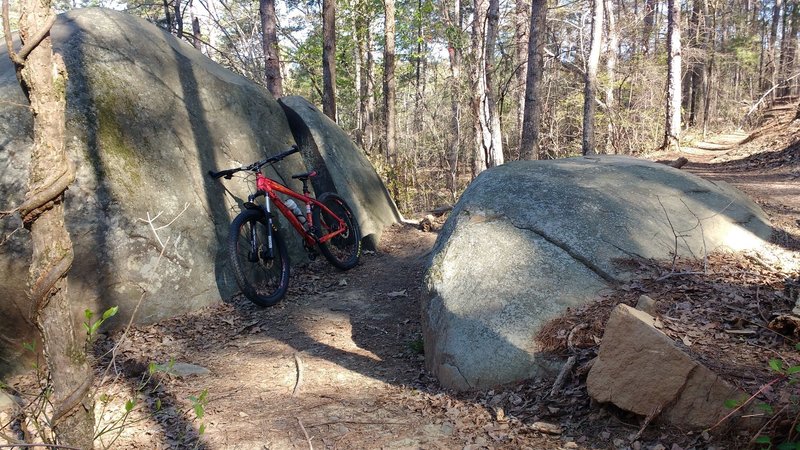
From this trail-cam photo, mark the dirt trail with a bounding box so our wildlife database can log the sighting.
[4,104,799,449]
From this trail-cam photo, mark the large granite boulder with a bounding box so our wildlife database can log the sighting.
[423,156,773,390]
[279,96,401,248]
[0,8,388,375]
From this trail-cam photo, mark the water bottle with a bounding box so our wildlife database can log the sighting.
[284,199,306,225]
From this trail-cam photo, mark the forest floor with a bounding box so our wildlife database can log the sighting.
[4,103,800,450]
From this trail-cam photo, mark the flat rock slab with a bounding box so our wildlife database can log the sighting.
[587,304,756,429]
[423,156,773,390]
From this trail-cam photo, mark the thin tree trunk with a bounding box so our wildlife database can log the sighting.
[604,0,618,153]
[471,0,503,174]
[322,0,337,120]
[192,17,201,49]
[384,0,397,164]
[355,0,375,152]
[642,0,656,55]
[3,0,94,446]
[770,0,783,100]
[582,0,603,155]
[485,0,503,167]
[260,0,283,97]
[515,0,530,148]
[519,0,546,160]
[444,0,463,191]
[175,0,183,38]
[663,0,682,150]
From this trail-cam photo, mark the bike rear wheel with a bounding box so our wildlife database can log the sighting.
[228,209,290,306]
[313,193,362,270]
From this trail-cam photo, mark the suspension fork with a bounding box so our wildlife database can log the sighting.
[245,191,276,261]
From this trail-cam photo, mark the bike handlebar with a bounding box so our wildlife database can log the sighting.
[208,144,300,179]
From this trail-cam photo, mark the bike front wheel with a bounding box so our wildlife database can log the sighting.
[228,209,290,306]
[313,193,362,270]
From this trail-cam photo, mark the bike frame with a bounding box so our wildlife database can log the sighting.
[252,172,347,248]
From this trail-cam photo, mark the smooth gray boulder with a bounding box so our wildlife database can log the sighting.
[423,156,772,390]
[278,96,401,248]
[0,8,301,374]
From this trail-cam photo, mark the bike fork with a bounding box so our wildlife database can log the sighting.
[245,193,276,262]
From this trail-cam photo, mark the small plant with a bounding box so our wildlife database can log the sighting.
[407,337,424,355]
[84,306,119,341]
[189,389,209,438]
[720,344,800,449]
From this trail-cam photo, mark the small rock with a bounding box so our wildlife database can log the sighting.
[649,444,666,450]
[600,431,611,440]
[0,392,17,412]
[636,295,658,316]
[632,442,641,450]
[563,442,579,449]
[167,362,211,377]
[613,438,625,447]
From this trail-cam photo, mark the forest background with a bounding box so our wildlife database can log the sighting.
[7,0,800,213]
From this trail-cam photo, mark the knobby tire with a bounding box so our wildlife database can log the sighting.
[228,209,290,306]
[313,193,362,270]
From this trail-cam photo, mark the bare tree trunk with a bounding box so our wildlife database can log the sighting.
[604,0,618,153]
[471,0,503,174]
[788,2,799,96]
[515,0,530,148]
[770,0,783,100]
[582,0,603,155]
[384,0,397,164]
[519,0,546,160]
[663,0,682,150]
[175,0,183,38]
[642,0,656,55]
[485,0,503,167]
[322,0,337,120]
[779,0,798,96]
[443,0,463,191]
[354,0,375,152]
[3,0,94,447]
[260,0,283,97]
[192,17,201,49]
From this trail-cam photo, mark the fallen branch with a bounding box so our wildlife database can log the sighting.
[292,353,304,397]
[306,420,407,427]
[549,355,576,397]
[707,376,783,431]
[297,418,313,450]
[529,421,562,435]
[567,323,588,351]
[633,404,663,441]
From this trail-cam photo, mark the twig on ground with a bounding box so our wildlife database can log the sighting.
[0,226,21,247]
[549,355,576,397]
[633,404,663,441]
[306,420,407,427]
[708,376,783,431]
[292,353,304,397]
[529,421,562,434]
[567,323,588,351]
[297,418,313,450]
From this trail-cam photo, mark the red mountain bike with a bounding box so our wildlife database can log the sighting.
[209,145,361,306]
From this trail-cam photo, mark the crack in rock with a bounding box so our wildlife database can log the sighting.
[507,219,618,284]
